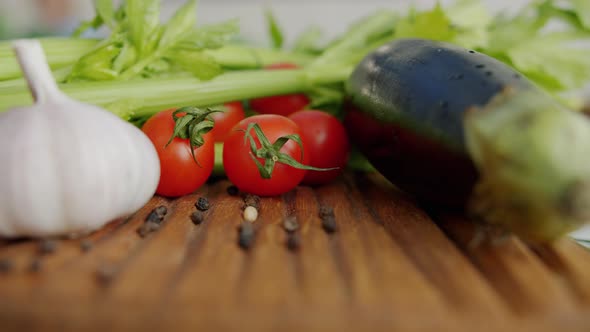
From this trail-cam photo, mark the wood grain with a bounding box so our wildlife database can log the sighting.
[0,173,589,332]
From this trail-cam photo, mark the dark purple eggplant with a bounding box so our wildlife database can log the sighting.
[344,38,590,242]
[344,38,533,207]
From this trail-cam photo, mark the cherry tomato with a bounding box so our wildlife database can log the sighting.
[223,114,310,196]
[209,101,246,142]
[142,109,214,197]
[249,63,310,116]
[289,110,350,185]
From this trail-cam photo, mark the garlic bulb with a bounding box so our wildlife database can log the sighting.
[0,40,160,238]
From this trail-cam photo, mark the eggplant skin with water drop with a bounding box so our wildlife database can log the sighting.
[344,38,590,243]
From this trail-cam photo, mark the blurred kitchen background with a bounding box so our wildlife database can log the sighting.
[0,0,519,44]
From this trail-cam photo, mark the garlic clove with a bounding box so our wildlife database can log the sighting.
[0,39,160,238]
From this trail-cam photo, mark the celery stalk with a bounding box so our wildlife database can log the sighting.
[204,45,314,69]
[0,38,314,82]
[0,66,352,119]
[0,38,97,80]
[0,66,72,89]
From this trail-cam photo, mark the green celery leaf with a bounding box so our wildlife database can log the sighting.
[72,0,114,39]
[166,49,222,80]
[572,0,590,30]
[482,1,590,92]
[483,0,575,55]
[96,0,116,29]
[143,59,172,77]
[394,4,456,42]
[126,0,161,57]
[117,2,234,81]
[113,4,126,23]
[310,11,397,68]
[177,19,240,50]
[535,1,586,31]
[72,17,103,38]
[67,40,122,81]
[159,0,198,49]
[104,99,142,120]
[342,11,397,47]
[452,25,490,50]
[265,9,284,49]
[112,40,137,72]
[292,26,324,54]
[506,31,590,91]
[484,11,542,55]
[447,0,492,29]
[334,10,397,46]
[446,0,492,49]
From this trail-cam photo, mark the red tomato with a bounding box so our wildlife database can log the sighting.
[223,114,310,196]
[249,63,310,116]
[288,110,350,185]
[209,101,246,142]
[142,109,215,197]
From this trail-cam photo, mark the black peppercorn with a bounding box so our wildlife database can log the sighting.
[286,232,301,251]
[190,210,205,225]
[238,221,255,250]
[195,197,210,211]
[38,239,58,255]
[0,259,14,274]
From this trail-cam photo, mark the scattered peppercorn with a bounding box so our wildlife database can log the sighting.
[286,232,301,251]
[29,258,42,273]
[321,216,338,233]
[319,205,335,219]
[243,194,261,210]
[0,259,14,274]
[243,206,259,223]
[195,197,210,211]
[137,225,149,237]
[38,239,58,255]
[226,185,239,196]
[190,210,205,225]
[137,206,168,237]
[238,221,255,250]
[137,221,160,238]
[146,205,167,224]
[80,240,93,253]
[319,205,337,233]
[96,265,116,286]
[283,216,299,233]
[154,205,168,217]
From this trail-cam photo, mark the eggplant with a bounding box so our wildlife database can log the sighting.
[345,38,533,206]
[345,38,590,242]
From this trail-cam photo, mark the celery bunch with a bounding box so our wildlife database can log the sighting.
[0,0,588,121]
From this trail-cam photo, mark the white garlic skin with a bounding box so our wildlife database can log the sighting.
[0,40,160,238]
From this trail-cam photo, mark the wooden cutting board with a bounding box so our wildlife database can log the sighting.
[0,172,589,332]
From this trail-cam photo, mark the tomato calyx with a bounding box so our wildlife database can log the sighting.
[166,106,219,165]
[242,123,336,179]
